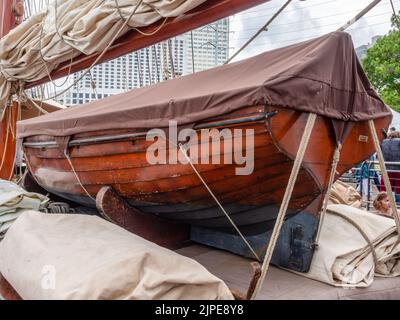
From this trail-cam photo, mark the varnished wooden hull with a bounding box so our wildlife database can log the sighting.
[22,105,390,233]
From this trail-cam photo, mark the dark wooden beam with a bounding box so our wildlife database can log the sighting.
[26,0,270,88]
[0,0,14,38]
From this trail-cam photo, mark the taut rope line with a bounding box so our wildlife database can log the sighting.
[315,143,342,245]
[178,142,261,262]
[369,120,400,238]
[250,112,317,299]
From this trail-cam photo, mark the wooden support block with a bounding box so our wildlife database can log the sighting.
[96,186,190,249]
[230,262,261,300]
[0,274,21,300]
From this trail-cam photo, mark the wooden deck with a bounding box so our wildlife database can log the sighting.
[176,244,400,300]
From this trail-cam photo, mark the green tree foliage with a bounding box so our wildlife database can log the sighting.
[362,11,400,111]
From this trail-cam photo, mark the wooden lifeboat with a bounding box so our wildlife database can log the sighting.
[17,32,392,237]
[22,105,390,234]
[0,100,64,180]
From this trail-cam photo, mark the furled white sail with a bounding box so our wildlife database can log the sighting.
[0,0,206,115]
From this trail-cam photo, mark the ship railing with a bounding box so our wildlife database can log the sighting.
[340,160,400,210]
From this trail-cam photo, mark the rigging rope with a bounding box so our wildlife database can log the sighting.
[64,150,96,202]
[337,0,382,31]
[152,45,161,82]
[326,207,379,266]
[225,0,292,64]
[314,143,342,245]
[250,112,317,300]
[168,39,176,78]
[390,0,400,29]
[136,51,143,87]
[145,47,153,85]
[162,41,169,80]
[33,0,145,101]
[369,120,400,238]
[178,142,261,262]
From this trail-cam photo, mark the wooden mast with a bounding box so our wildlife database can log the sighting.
[0,0,21,180]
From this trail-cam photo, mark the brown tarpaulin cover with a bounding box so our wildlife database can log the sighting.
[17,32,391,141]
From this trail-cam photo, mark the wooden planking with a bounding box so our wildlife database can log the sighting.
[0,103,17,180]
[37,158,318,210]
[24,105,322,222]
[32,154,291,199]
[25,126,271,172]
[25,121,268,159]
[269,106,392,188]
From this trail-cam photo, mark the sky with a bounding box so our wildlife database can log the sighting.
[228,0,400,61]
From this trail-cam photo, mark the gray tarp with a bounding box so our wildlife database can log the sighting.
[295,204,400,287]
[0,179,48,239]
[0,211,234,299]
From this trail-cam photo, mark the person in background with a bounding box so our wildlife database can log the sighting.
[373,192,397,218]
[388,126,400,139]
[369,153,381,189]
[356,159,370,201]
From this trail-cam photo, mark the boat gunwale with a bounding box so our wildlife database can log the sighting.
[22,110,277,149]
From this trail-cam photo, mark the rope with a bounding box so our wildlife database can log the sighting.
[337,0,382,32]
[114,0,168,35]
[133,17,168,36]
[178,143,261,262]
[35,0,168,101]
[326,207,379,266]
[225,0,292,64]
[168,39,176,78]
[21,92,49,115]
[250,112,317,300]
[314,143,342,245]
[22,145,44,187]
[145,47,152,85]
[63,150,96,202]
[162,41,169,80]
[36,0,75,90]
[152,45,161,82]
[369,119,400,238]
[390,0,400,29]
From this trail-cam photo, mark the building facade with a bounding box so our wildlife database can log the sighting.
[355,35,382,61]
[53,18,229,106]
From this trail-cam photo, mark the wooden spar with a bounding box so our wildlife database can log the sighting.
[0,0,14,38]
[26,0,270,89]
[0,102,17,180]
[0,0,18,180]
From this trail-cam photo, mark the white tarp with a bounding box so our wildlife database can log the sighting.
[299,204,400,288]
[0,179,48,239]
[328,180,362,208]
[0,211,234,300]
[0,0,206,115]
